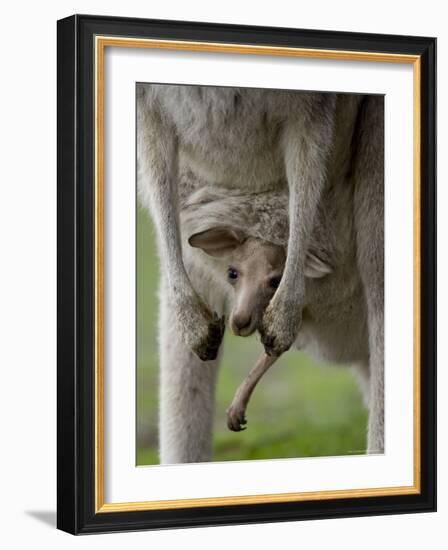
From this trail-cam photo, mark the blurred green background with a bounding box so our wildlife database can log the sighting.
[137,206,367,465]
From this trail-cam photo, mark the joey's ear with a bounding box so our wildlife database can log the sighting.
[188,227,246,258]
[305,251,333,279]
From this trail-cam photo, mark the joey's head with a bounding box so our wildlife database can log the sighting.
[189,225,334,338]
[188,227,286,337]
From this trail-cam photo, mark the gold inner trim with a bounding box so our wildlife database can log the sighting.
[97,36,419,64]
[94,35,422,513]
[99,486,420,513]
[94,36,105,513]
[413,57,422,493]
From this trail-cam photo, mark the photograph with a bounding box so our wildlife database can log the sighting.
[0,0,444,546]
[56,14,436,533]
[136,85,384,465]
[0,0,442,550]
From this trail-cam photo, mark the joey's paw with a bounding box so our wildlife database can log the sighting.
[226,403,247,432]
[259,298,302,357]
[193,313,225,362]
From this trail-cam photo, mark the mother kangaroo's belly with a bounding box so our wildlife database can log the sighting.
[295,299,369,365]
[179,143,286,191]
[166,87,288,190]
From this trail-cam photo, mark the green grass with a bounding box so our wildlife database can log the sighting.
[136,206,367,465]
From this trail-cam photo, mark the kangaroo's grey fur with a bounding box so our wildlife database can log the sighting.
[184,181,367,432]
[137,85,384,462]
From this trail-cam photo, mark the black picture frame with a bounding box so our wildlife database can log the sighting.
[57,14,436,534]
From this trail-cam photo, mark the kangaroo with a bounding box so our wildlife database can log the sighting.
[186,184,367,433]
[137,85,383,462]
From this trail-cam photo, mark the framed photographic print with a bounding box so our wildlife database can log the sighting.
[57,14,436,534]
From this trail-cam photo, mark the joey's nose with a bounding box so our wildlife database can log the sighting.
[232,314,253,334]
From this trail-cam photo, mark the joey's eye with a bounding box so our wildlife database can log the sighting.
[227,267,238,282]
[269,276,281,289]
